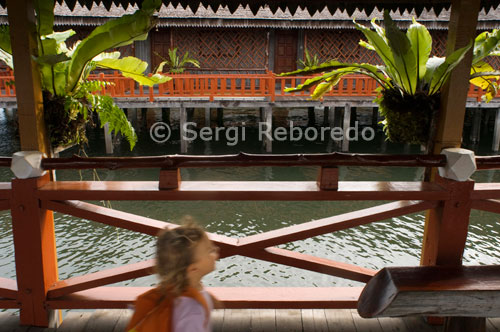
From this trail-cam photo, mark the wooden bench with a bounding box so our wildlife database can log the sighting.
[357,265,500,332]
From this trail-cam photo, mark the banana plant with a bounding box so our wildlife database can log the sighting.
[0,0,170,150]
[280,11,500,145]
[155,48,200,73]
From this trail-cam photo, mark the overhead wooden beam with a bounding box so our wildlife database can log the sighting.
[7,0,51,155]
[432,0,481,153]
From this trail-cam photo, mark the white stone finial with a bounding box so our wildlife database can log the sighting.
[11,151,46,179]
[438,148,476,181]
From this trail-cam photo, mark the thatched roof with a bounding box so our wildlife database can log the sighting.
[0,0,499,17]
[1,2,500,30]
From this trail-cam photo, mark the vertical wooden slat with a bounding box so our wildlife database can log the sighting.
[7,0,50,155]
[11,174,59,327]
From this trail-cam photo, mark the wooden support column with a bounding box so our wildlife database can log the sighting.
[431,0,480,154]
[492,108,500,151]
[103,122,113,154]
[205,107,211,127]
[141,108,148,129]
[342,103,351,152]
[11,174,59,327]
[180,106,188,154]
[307,107,315,127]
[263,106,272,153]
[470,108,481,144]
[7,0,51,155]
[372,107,379,129]
[217,108,224,127]
[161,107,170,125]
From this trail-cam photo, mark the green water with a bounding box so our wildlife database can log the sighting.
[0,108,499,290]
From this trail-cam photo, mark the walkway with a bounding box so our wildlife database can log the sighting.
[1,309,499,332]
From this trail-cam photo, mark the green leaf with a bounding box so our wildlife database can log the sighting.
[42,30,76,45]
[67,7,157,93]
[0,48,13,69]
[423,56,444,87]
[470,62,500,102]
[429,41,472,94]
[0,26,12,54]
[473,29,500,65]
[34,54,71,66]
[406,17,432,82]
[311,81,335,100]
[34,0,55,36]
[384,10,417,94]
[95,56,171,86]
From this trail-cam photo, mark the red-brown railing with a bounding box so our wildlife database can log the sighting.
[0,153,500,327]
[0,71,496,102]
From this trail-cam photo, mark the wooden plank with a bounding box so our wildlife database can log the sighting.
[351,309,383,332]
[11,175,59,326]
[37,181,448,201]
[0,199,10,211]
[238,200,438,250]
[112,309,132,332]
[471,183,500,200]
[212,309,224,332]
[377,317,410,332]
[0,183,11,200]
[302,309,329,332]
[41,200,238,256]
[358,265,500,317]
[221,308,252,332]
[324,309,356,332]
[0,299,21,308]
[57,312,93,332]
[0,277,17,299]
[245,247,376,282]
[84,309,122,332]
[275,309,302,332]
[0,312,21,332]
[402,316,439,332]
[48,260,155,299]
[487,319,497,332]
[250,309,276,332]
[471,199,500,214]
[46,287,361,309]
[488,318,500,330]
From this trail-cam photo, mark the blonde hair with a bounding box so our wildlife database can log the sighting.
[155,218,207,296]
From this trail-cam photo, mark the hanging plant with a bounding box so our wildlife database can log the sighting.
[281,11,500,146]
[0,0,170,151]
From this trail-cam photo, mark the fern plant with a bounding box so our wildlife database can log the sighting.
[281,11,500,145]
[298,49,321,68]
[155,48,200,74]
[0,0,169,150]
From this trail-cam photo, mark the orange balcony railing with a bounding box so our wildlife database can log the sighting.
[0,153,499,327]
[0,71,497,102]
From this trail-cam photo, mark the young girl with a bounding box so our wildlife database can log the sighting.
[127,221,219,332]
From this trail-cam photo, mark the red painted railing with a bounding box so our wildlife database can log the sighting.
[0,71,496,102]
[0,153,499,327]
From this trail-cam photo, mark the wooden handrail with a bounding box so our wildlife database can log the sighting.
[0,72,498,101]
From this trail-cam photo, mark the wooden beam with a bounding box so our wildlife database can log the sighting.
[7,0,51,155]
[432,0,481,153]
[45,286,362,309]
[237,200,438,250]
[246,247,376,283]
[11,174,59,326]
[0,278,17,299]
[37,181,448,201]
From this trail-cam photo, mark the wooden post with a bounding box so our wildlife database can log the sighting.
[431,0,480,155]
[104,122,113,154]
[263,106,272,153]
[342,103,351,152]
[307,107,315,127]
[141,108,148,130]
[492,108,500,151]
[205,107,211,127]
[470,108,481,144]
[180,106,188,154]
[372,107,379,129]
[11,174,60,327]
[7,0,51,155]
[161,107,170,125]
[217,108,224,127]
[322,107,329,127]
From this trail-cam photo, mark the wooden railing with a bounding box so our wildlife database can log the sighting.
[0,71,496,102]
[0,152,499,327]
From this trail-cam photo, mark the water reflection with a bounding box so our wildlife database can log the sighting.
[0,108,499,289]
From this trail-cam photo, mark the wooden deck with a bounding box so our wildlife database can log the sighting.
[1,309,499,332]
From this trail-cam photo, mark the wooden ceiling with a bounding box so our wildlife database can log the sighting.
[1,0,500,16]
